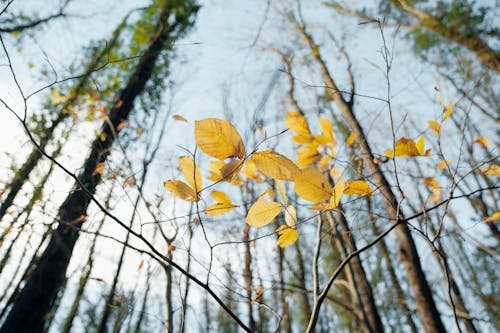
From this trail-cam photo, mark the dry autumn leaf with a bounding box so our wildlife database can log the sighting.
[443,101,453,121]
[285,110,312,143]
[484,212,500,223]
[245,201,282,228]
[482,165,500,176]
[344,180,374,196]
[163,180,197,202]
[93,162,105,175]
[194,118,245,160]
[251,150,299,181]
[436,160,451,169]
[296,143,320,168]
[294,168,332,202]
[276,180,287,206]
[284,205,297,228]
[172,114,188,122]
[251,286,264,303]
[206,190,237,216]
[428,120,441,136]
[385,136,428,158]
[474,136,490,147]
[276,225,299,248]
[330,178,345,209]
[179,156,203,193]
[346,132,357,147]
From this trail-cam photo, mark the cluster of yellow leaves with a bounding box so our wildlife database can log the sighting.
[423,177,441,203]
[482,165,500,176]
[385,136,430,158]
[163,117,375,248]
[284,111,337,168]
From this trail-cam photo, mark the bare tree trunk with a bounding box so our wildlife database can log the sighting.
[0,3,197,332]
[242,224,257,331]
[0,16,128,222]
[295,20,446,333]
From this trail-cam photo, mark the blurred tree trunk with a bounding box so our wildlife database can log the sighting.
[0,2,197,332]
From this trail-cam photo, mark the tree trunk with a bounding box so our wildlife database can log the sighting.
[0,3,197,332]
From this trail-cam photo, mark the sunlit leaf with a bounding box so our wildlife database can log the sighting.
[220,159,244,183]
[246,201,282,228]
[330,178,345,209]
[194,118,245,160]
[385,136,428,158]
[251,286,264,303]
[474,136,490,147]
[206,190,237,216]
[276,225,299,248]
[296,143,320,168]
[241,159,264,183]
[484,212,500,223]
[346,132,357,147]
[285,110,312,144]
[423,177,441,202]
[294,168,332,203]
[208,160,225,182]
[318,117,335,144]
[436,160,451,169]
[251,150,299,181]
[179,156,202,193]
[482,165,500,176]
[93,162,105,175]
[163,180,197,201]
[276,180,287,206]
[428,120,441,136]
[284,205,297,228]
[173,114,188,122]
[443,101,453,121]
[344,180,374,196]
[317,155,332,170]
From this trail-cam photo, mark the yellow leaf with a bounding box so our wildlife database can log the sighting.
[284,205,297,228]
[318,117,336,144]
[474,136,490,147]
[429,189,441,203]
[276,225,299,248]
[258,188,276,201]
[179,156,202,193]
[241,159,264,183]
[443,101,453,121]
[346,132,357,147]
[276,179,287,206]
[484,212,500,223]
[294,168,332,203]
[173,114,188,122]
[344,180,374,196]
[208,160,225,182]
[285,111,311,140]
[251,150,299,181]
[329,168,343,179]
[482,165,500,176]
[423,177,441,202]
[251,286,264,304]
[220,159,244,183]
[194,118,245,160]
[93,162,105,175]
[317,155,332,170]
[163,180,197,201]
[296,143,320,168]
[246,201,282,228]
[28,62,34,69]
[138,260,144,270]
[206,191,237,216]
[428,120,441,136]
[436,160,451,169]
[136,128,144,137]
[385,137,427,158]
[330,178,345,209]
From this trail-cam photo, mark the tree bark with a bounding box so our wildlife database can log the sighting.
[0,3,197,332]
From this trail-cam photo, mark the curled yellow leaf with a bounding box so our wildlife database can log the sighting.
[443,101,453,121]
[276,225,299,248]
[294,168,332,203]
[284,205,297,228]
[194,118,245,160]
[474,136,490,147]
[330,178,345,209]
[346,132,357,147]
[285,110,312,143]
[246,201,282,228]
[484,212,500,223]
[172,114,188,122]
[276,179,287,206]
[206,190,237,216]
[296,143,320,168]
[385,136,428,158]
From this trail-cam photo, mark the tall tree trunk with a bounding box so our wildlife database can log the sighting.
[295,20,446,333]
[242,224,257,331]
[0,16,128,222]
[0,3,197,332]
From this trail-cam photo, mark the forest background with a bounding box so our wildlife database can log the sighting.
[0,0,498,332]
